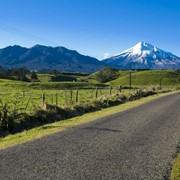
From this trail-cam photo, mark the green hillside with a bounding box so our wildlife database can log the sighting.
[108,70,180,86]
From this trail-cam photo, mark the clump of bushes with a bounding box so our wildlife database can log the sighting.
[0,101,24,137]
[94,67,119,83]
[51,75,77,82]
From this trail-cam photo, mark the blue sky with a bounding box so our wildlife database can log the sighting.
[0,0,180,59]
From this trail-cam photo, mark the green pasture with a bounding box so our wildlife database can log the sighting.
[109,70,180,86]
[0,70,179,113]
[0,78,121,112]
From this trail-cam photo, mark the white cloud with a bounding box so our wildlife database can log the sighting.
[103,53,111,59]
[97,53,111,61]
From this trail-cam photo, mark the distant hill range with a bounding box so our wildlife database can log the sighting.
[0,42,180,73]
[103,42,180,69]
[0,45,105,73]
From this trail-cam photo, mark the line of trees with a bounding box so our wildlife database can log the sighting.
[0,67,38,82]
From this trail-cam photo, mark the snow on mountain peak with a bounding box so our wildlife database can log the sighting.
[115,42,158,57]
[132,42,158,52]
[103,41,180,69]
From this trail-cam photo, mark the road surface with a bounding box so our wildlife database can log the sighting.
[0,92,180,180]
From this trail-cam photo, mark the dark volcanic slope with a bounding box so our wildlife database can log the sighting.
[0,92,180,180]
[0,45,105,73]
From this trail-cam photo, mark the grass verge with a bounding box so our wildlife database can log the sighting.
[0,91,178,150]
[171,154,180,180]
[171,143,180,180]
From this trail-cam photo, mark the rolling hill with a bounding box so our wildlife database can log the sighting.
[108,70,180,86]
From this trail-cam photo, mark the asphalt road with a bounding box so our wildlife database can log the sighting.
[0,92,180,180]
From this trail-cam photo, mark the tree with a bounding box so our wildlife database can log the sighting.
[51,75,77,82]
[50,69,59,75]
[30,71,38,81]
[94,67,119,83]
[6,67,30,81]
[0,67,30,81]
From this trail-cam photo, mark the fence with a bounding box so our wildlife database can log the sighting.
[0,86,122,112]
[0,85,177,113]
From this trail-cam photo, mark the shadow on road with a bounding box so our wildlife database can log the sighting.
[82,126,122,133]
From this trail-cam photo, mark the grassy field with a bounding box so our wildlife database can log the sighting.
[0,78,120,112]
[37,74,54,82]
[108,70,180,86]
[1,69,179,113]
[0,70,179,116]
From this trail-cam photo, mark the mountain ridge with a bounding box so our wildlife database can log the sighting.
[0,45,105,73]
[103,42,180,69]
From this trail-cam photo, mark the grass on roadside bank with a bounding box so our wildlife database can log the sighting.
[171,151,180,180]
[0,91,179,150]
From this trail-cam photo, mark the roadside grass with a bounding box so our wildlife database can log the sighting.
[171,153,180,180]
[0,91,177,150]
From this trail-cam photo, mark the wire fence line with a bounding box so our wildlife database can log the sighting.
[0,85,178,113]
[0,87,119,105]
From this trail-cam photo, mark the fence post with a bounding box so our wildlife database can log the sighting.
[54,93,58,111]
[95,87,98,99]
[52,93,54,105]
[25,96,31,111]
[75,88,78,103]
[42,93,45,106]
[55,93,58,107]
[70,89,73,104]
[109,86,112,96]
[64,90,66,105]
[119,85,122,93]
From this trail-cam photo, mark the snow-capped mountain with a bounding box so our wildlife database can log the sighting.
[103,42,180,69]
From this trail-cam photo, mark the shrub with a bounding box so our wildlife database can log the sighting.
[51,75,77,82]
[94,67,119,83]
